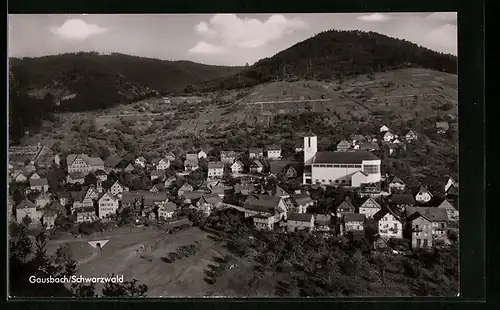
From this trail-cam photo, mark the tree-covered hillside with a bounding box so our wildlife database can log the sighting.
[199,30,457,91]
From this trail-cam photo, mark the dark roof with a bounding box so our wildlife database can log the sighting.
[208,162,224,169]
[251,160,264,167]
[388,176,405,184]
[17,199,36,209]
[152,183,166,191]
[69,172,85,179]
[266,144,281,151]
[287,212,314,222]
[76,206,95,213]
[269,161,293,175]
[343,213,366,222]
[200,193,222,205]
[160,202,177,212]
[291,194,313,206]
[436,121,449,129]
[313,151,379,164]
[29,178,48,186]
[243,194,282,212]
[151,170,166,177]
[304,131,316,137]
[249,148,263,153]
[182,191,203,199]
[337,197,355,210]
[438,199,458,211]
[253,214,274,220]
[104,155,122,167]
[315,214,332,225]
[373,206,405,223]
[95,169,107,176]
[406,206,448,222]
[388,194,415,205]
[234,183,255,193]
[337,140,351,147]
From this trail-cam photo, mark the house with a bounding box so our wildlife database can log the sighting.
[253,214,275,230]
[66,154,104,175]
[392,139,401,144]
[181,191,203,204]
[123,163,135,172]
[16,199,40,224]
[373,206,405,239]
[195,181,211,194]
[266,145,282,160]
[184,158,199,172]
[383,131,394,142]
[231,160,244,174]
[250,160,264,174]
[249,148,263,159]
[104,155,122,172]
[406,207,449,248]
[208,162,224,179]
[220,151,238,164]
[243,195,287,222]
[30,172,41,180]
[438,199,459,222]
[198,150,208,160]
[387,143,398,155]
[436,121,449,134]
[336,140,352,152]
[423,175,456,195]
[158,202,177,219]
[154,158,171,171]
[380,125,390,132]
[110,181,129,197]
[414,186,433,204]
[58,192,71,206]
[133,157,146,168]
[177,183,194,196]
[164,176,177,188]
[386,176,406,193]
[29,178,49,192]
[302,133,381,186]
[290,194,314,213]
[185,153,198,161]
[98,192,119,219]
[41,210,57,230]
[350,170,370,187]
[351,135,366,145]
[341,213,365,236]
[209,182,231,198]
[405,130,418,141]
[287,213,315,232]
[336,196,355,218]
[46,200,65,215]
[150,170,166,181]
[121,192,143,209]
[165,152,176,161]
[75,206,97,223]
[35,192,51,208]
[315,214,332,231]
[66,172,85,185]
[357,183,383,198]
[234,183,255,196]
[95,170,108,182]
[358,197,381,219]
[197,193,223,215]
[13,171,27,183]
[143,192,169,206]
[150,183,166,193]
[388,194,415,208]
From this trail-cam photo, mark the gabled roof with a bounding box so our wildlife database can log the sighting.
[244,194,282,213]
[414,185,432,196]
[208,162,224,169]
[337,140,351,147]
[359,197,381,209]
[343,213,365,222]
[266,144,281,151]
[373,206,405,223]
[251,160,264,167]
[182,191,203,199]
[89,157,104,166]
[291,193,314,206]
[406,206,448,222]
[249,148,263,153]
[438,199,458,211]
[98,192,119,203]
[124,163,135,170]
[387,176,405,185]
[160,202,177,212]
[384,131,394,137]
[304,131,316,137]
[406,130,417,136]
[352,134,365,141]
[287,212,314,222]
[313,151,379,164]
[179,183,194,191]
[315,214,332,225]
[151,183,166,191]
[29,178,48,187]
[200,193,222,205]
[359,143,380,150]
[234,183,255,193]
[269,161,293,175]
[75,206,95,213]
[136,156,147,162]
[151,170,166,177]
[185,153,198,160]
[231,160,244,167]
[17,199,36,209]
[104,155,122,167]
[337,197,355,211]
[69,172,85,179]
[436,121,449,129]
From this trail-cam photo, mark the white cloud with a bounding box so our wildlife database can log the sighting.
[357,13,392,22]
[50,19,107,40]
[192,14,308,49]
[188,41,226,55]
[425,24,457,55]
[426,12,457,23]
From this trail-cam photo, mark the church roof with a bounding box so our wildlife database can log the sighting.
[304,131,316,137]
[313,151,379,164]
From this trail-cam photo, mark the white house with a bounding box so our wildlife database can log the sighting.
[414,186,433,203]
[302,132,381,186]
[231,160,244,174]
[405,130,418,141]
[383,132,394,142]
[380,125,390,132]
[135,157,147,168]
[110,180,129,197]
[30,172,41,180]
[66,154,104,175]
[16,199,42,224]
[95,170,108,182]
[29,178,49,192]
[438,199,459,222]
[156,158,171,170]
[249,148,263,159]
[198,150,208,160]
[208,162,224,179]
[35,192,51,208]
[373,206,405,239]
[13,171,27,183]
[221,151,237,164]
[98,192,119,219]
[387,176,406,193]
[266,145,282,160]
[358,197,381,219]
[158,202,177,219]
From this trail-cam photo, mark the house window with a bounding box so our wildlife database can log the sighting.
[363,165,379,174]
[423,239,428,247]
[415,225,419,229]
[322,179,325,183]
[308,137,311,148]
[424,225,430,229]
[393,223,397,229]
[415,232,420,236]
[334,165,340,168]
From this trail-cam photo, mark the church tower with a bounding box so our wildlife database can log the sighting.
[304,131,317,166]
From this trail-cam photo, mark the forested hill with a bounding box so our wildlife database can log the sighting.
[9,52,243,112]
[198,30,457,91]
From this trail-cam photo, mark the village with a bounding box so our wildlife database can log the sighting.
[8,119,458,252]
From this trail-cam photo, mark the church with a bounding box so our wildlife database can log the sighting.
[302,132,381,187]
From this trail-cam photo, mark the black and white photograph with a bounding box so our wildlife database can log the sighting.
[8,13,458,298]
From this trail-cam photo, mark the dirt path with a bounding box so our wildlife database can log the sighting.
[77,247,100,265]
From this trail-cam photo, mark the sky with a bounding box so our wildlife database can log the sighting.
[8,13,457,66]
